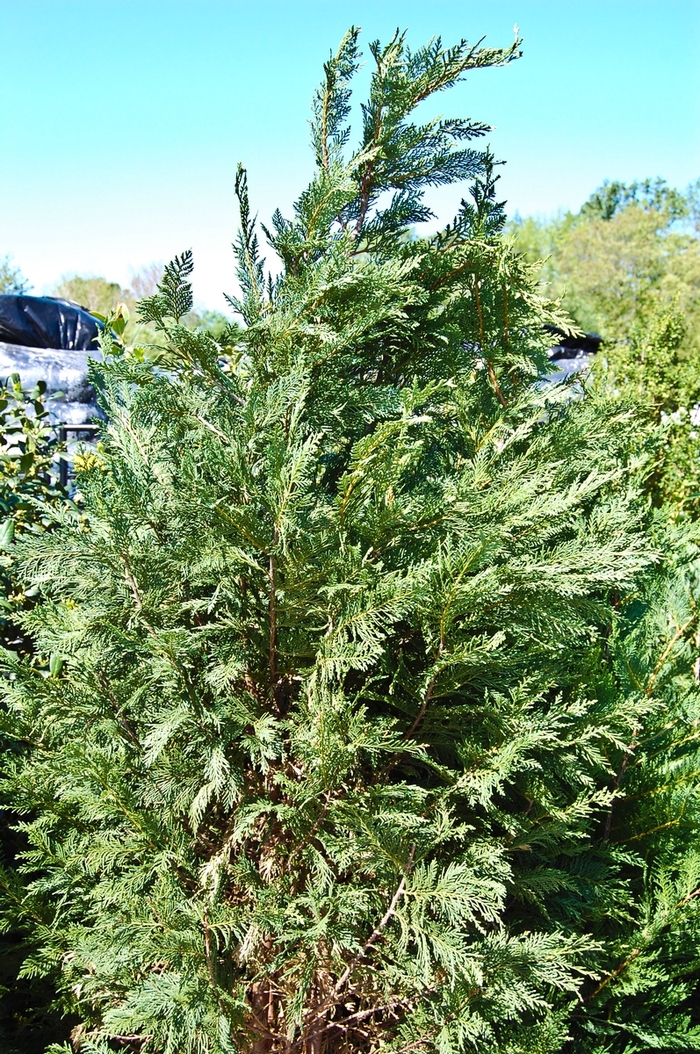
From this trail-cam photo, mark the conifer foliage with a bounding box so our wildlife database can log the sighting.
[2,27,700,1054]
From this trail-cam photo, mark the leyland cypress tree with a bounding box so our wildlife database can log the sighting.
[2,27,700,1054]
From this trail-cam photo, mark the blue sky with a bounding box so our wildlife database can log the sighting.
[1,0,698,309]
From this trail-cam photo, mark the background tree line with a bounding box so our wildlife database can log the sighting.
[509,178,700,515]
[0,259,232,346]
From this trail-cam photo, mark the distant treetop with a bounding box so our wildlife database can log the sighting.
[0,256,30,296]
[581,177,691,223]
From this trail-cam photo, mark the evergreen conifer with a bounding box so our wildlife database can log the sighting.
[2,27,700,1054]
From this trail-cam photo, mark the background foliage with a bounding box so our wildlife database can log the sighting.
[0,257,31,296]
[51,269,233,349]
[509,179,700,517]
[0,378,77,1052]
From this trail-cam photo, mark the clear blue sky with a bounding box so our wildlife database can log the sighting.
[1,0,698,309]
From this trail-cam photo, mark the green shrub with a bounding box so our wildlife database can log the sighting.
[2,28,700,1054]
[0,376,77,1053]
[0,375,68,655]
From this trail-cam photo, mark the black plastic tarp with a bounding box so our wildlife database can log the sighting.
[544,324,603,359]
[0,294,102,351]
